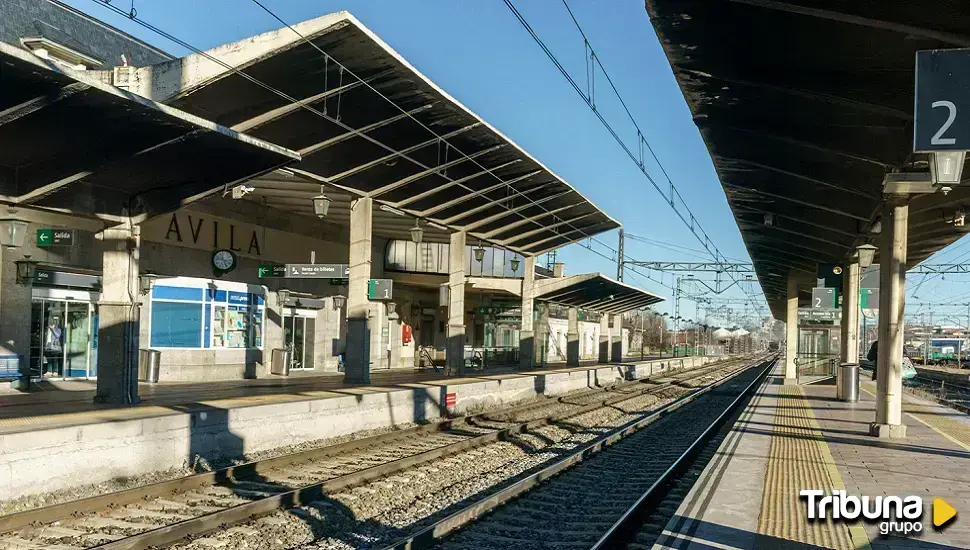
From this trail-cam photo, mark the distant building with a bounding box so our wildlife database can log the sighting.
[1,0,169,70]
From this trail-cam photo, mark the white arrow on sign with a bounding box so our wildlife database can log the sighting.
[39,233,49,242]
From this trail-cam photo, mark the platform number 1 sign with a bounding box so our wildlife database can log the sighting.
[367,279,393,301]
[914,49,970,151]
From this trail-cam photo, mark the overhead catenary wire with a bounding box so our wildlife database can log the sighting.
[87,0,741,309]
[502,0,769,319]
[87,0,626,269]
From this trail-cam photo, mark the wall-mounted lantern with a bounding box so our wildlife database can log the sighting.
[0,210,29,249]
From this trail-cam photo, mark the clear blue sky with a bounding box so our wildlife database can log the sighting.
[65,0,768,324]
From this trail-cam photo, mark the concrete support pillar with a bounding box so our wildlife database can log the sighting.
[536,302,550,367]
[519,256,536,370]
[611,314,624,363]
[345,197,373,384]
[264,290,285,376]
[872,201,908,439]
[566,307,580,367]
[95,226,140,404]
[785,276,798,384]
[840,261,860,367]
[599,315,610,363]
[447,231,466,375]
[314,298,342,372]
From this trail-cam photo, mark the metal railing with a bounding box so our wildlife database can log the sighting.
[795,352,839,379]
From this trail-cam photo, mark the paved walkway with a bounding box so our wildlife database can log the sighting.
[655,363,970,549]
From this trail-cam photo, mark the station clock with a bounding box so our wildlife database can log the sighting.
[212,249,237,277]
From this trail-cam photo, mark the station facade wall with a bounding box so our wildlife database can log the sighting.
[0,205,387,382]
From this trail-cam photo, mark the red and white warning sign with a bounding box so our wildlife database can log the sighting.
[445,392,457,407]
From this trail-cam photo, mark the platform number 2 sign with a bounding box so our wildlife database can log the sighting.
[931,101,957,146]
[915,50,970,152]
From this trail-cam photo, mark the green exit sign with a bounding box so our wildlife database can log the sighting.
[258,264,286,278]
[36,229,74,247]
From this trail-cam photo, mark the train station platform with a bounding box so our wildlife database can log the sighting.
[0,354,711,502]
[655,362,970,549]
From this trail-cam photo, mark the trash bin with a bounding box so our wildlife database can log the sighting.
[139,349,161,383]
[837,362,859,402]
[271,348,291,376]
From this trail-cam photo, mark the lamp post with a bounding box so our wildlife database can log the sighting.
[659,312,667,358]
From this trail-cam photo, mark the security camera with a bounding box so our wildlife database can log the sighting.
[231,185,256,199]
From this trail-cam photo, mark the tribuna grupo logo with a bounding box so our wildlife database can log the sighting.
[800,490,957,535]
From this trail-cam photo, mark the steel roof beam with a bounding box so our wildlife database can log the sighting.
[298,104,434,157]
[737,221,856,249]
[722,182,870,221]
[479,203,583,239]
[393,160,520,208]
[328,123,481,182]
[231,70,394,132]
[419,171,545,218]
[16,128,208,205]
[500,213,596,246]
[366,144,504,198]
[710,124,895,168]
[460,191,573,231]
[724,0,970,47]
[717,157,879,199]
[684,68,911,120]
[0,82,88,127]
[527,223,609,255]
[731,205,860,238]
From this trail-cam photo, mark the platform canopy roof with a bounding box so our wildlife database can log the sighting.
[145,11,619,252]
[0,42,299,219]
[534,273,664,314]
[646,0,970,318]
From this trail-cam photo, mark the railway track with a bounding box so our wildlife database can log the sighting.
[0,355,764,550]
[384,356,774,550]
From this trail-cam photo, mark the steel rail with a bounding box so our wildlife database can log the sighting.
[0,363,677,534]
[590,358,776,549]
[1,367,683,531]
[91,357,758,549]
[379,355,775,550]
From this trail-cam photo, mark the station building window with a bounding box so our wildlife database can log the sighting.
[149,279,265,349]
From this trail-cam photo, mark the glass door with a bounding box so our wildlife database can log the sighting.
[41,301,65,377]
[29,298,98,379]
[65,301,92,377]
[283,314,308,370]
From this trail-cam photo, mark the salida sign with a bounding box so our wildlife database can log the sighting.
[150,212,265,257]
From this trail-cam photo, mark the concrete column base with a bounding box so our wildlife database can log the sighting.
[446,324,465,376]
[566,331,580,367]
[344,317,371,384]
[519,329,535,370]
[611,341,623,363]
[783,377,798,386]
[869,422,907,439]
[94,302,141,405]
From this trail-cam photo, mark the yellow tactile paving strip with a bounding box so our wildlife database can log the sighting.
[759,385,869,549]
[860,381,970,451]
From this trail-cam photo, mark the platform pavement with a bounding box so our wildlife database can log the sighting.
[654,362,970,550]
[0,356,668,435]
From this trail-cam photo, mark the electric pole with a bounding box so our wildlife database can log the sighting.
[617,229,625,282]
